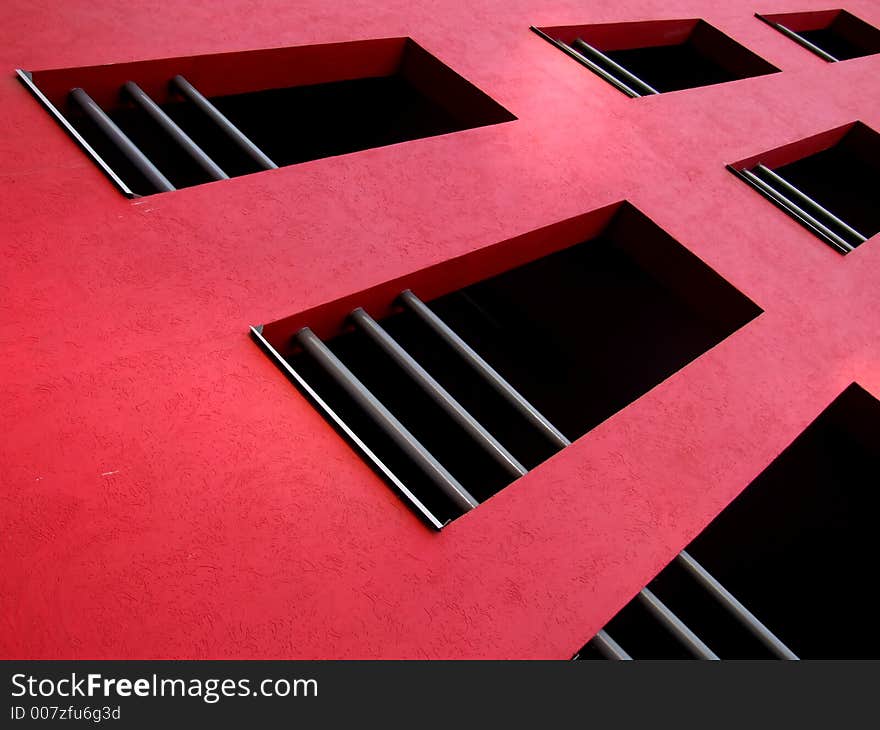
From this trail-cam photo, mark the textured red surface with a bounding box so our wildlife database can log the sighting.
[1,0,878,659]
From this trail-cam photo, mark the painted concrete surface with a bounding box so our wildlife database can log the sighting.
[0,0,878,658]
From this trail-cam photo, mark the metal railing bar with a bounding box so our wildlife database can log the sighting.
[170,74,278,171]
[349,308,527,479]
[294,326,479,514]
[676,551,799,660]
[398,289,571,450]
[529,26,641,98]
[592,629,633,660]
[572,38,660,95]
[755,15,839,62]
[122,81,229,181]
[16,70,137,197]
[69,87,175,193]
[637,588,720,660]
[250,326,446,529]
[728,166,853,253]
[754,164,866,244]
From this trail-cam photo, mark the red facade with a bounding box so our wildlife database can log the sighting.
[1,0,878,658]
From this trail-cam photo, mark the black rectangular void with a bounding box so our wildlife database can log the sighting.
[254,203,761,527]
[533,19,778,96]
[578,383,880,659]
[17,38,515,197]
[757,9,880,61]
[729,121,880,254]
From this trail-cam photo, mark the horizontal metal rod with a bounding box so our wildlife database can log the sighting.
[529,26,640,98]
[572,38,659,95]
[676,551,799,660]
[349,308,527,480]
[250,326,445,529]
[122,81,229,182]
[294,327,478,514]
[754,164,866,244]
[732,167,853,253]
[592,629,633,660]
[398,290,571,450]
[769,19,839,62]
[69,87,175,193]
[637,588,720,660]
[170,74,278,171]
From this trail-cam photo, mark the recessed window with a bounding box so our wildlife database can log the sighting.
[578,384,880,660]
[728,121,879,254]
[756,10,880,62]
[17,38,515,197]
[531,19,778,97]
[252,203,761,528]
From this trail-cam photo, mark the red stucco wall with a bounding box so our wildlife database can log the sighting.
[1,0,878,658]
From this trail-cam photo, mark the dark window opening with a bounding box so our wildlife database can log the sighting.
[18,38,515,197]
[758,10,880,62]
[686,384,880,659]
[774,126,880,241]
[405,214,760,445]
[729,122,879,254]
[255,203,761,527]
[532,19,778,97]
[602,43,735,93]
[578,383,880,659]
[199,77,468,170]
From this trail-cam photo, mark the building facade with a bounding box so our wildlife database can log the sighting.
[1,0,878,658]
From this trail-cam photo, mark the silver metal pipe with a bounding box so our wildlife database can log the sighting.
[592,629,633,660]
[294,327,478,514]
[122,81,229,181]
[69,87,175,193]
[556,40,642,98]
[250,325,446,529]
[676,551,799,660]
[772,21,839,62]
[637,588,720,660]
[170,74,278,170]
[349,308,527,479]
[529,26,640,98]
[572,38,660,95]
[737,168,853,253]
[754,164,866,244]
[398,290,571,450]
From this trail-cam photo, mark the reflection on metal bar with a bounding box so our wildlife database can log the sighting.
[398,289,571,450]
[349,308,527,479]
[676,551,799,660]
[777,24,839,62]
[170,74,278,170]
[763,17,839,63]
[16,69,137,197]
[294,327,479,514]
[122,81,229,181]
[592,629,633,660]
[529,26,640,98]
[754,164,867,244]
[572,38,660,95]
[728,166,853,254]
[556,40,643,98]
[739,168,854,252]
[637,588,720,660]
[69,87,175,193]
[250,326,445,529]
